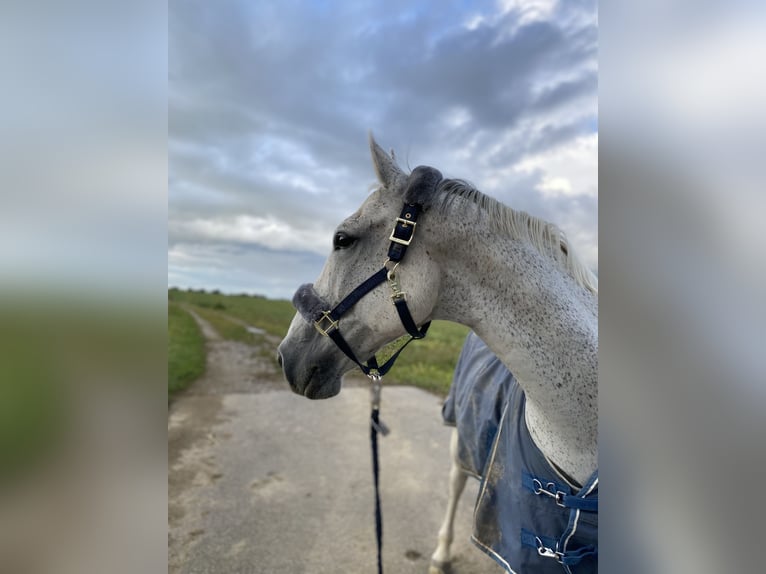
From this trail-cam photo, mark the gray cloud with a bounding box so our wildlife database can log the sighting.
[169,0,598,296]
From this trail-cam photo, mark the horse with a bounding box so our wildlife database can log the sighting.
[278,135,598,573]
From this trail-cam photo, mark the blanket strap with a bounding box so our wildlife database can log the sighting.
[521,529,598,567]
[522,471,599,512]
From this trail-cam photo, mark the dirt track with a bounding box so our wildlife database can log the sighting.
[168,311,502,574]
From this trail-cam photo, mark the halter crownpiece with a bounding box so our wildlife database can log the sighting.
[290,166,443,379]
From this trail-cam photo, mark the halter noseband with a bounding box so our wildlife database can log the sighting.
[291,166,442,379]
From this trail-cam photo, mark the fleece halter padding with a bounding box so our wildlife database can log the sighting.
[292,283,329,326]
[403,165,443,207]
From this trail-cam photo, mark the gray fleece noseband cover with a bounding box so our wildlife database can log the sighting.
[292,283,328,324]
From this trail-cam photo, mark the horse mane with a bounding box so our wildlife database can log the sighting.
[435,179,598,295]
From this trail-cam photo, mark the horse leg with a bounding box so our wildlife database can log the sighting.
[429,428,468,574]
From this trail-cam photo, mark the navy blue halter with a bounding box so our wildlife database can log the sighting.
[291,173,440,378]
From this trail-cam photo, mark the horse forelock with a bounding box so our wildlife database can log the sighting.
[433,178,598,295]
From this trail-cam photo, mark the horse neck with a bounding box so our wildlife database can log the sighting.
[433,232,598,484]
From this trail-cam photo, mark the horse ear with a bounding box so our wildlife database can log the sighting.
[369,133,406,191]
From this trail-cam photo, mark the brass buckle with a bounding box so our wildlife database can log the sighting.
[387,263,406,304]
[314,311,338,336]
[389,218,417,246]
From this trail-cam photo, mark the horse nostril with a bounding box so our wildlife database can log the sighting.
[277,352,283,368]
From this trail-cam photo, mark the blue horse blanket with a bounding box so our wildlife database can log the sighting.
[442,332,598,574]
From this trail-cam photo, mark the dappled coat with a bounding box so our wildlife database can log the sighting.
[442,332,598,574]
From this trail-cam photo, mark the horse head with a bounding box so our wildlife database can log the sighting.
[278,135,443,399]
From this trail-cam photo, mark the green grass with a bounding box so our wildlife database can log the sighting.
[168,302,206,394]
[190,305,257,344]
[168,288,295,338]
[378,320,470,395]
[168,288,470,397]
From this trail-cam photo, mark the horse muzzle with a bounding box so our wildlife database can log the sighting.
[277,319,345,399]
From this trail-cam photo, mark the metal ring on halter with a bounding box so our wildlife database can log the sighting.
[384,259,400,277]
[384,259,407,303]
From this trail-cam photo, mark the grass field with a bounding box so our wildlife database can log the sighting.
[364,320,470,395]
[167,288,470,396]
[168,302,206,394]
[168,288,296,338]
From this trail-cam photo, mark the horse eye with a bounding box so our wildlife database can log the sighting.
[333,232,356,250]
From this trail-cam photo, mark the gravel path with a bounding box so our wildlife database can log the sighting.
[168,311,503,574]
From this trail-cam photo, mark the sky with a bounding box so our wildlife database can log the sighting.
[169,0,598,299]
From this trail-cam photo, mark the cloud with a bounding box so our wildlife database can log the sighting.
[168,242,326,299]
[514,133,598,199]
[169,215,330,256]
[169,0,598,297]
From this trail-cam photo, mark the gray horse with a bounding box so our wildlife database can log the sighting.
[278,135,598,573]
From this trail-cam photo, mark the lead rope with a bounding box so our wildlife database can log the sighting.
[369,366,389,574]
